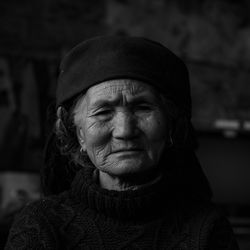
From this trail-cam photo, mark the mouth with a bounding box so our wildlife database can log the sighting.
[112,148,143,154]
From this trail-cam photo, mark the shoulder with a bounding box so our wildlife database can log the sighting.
[5,191,77,250]
[183,202,239,249]
[200,206,239,250]
[14,191,74,222]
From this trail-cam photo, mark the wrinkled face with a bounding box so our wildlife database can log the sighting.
[74,79,169,177]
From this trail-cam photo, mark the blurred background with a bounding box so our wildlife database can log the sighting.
[0,0,250,249]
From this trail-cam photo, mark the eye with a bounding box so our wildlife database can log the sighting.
[95,109,113,117]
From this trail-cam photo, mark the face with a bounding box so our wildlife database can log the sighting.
[74,79,169,177]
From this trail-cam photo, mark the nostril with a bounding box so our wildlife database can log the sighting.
[113,124,135,139]
[112,112,138,139]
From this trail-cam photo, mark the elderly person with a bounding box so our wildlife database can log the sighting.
[5,36,238,249]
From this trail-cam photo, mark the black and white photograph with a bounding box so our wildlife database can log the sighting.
[0,1,250,249]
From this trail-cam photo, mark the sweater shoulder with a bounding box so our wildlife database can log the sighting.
[183,202,239,249]
[182,201,226,235]
[15,191,74,218]
[22,190,81,225]
[197,205,239,249]
[5,191,78,250]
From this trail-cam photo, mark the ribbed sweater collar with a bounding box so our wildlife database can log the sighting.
[71,166,171,222]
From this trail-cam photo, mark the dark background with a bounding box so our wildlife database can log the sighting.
[0,0,250,249]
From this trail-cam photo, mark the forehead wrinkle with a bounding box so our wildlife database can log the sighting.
[86,79,152,106]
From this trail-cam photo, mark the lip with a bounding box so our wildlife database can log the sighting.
[112,148,143,154]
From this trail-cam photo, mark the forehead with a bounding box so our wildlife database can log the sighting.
[85,79,157,104]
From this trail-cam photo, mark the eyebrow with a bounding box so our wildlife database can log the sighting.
[90,94,159,109]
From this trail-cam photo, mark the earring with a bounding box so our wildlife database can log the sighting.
[170,134,173,146]
[80,147,85,154]
[166,133,173,148]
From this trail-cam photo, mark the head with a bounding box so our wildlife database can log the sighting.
[73,78,179,179]
[52,35,201,191]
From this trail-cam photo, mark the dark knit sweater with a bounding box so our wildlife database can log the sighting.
[5,167,239,250]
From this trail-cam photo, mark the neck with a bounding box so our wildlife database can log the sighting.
[98,170,162,191]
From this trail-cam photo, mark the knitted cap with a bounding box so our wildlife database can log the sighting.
[57,36,191,118]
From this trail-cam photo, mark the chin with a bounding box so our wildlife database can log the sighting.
[105,159,155,177]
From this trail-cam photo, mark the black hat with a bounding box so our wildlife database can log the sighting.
[57,35,191,118]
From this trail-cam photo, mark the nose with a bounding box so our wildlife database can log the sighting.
[112,111,138,139]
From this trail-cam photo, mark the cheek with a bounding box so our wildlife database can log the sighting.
[84,120,112,158]
[141,112,168,142]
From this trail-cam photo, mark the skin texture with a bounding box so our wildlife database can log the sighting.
[74,79,169,191]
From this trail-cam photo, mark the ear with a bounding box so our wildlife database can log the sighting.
[76,127,87,152]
